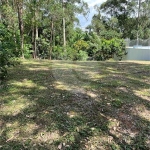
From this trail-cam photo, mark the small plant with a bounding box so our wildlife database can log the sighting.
[112,99,123,108]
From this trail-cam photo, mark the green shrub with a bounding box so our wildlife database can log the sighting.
[52,46,64,60]
[24,44,32,59]
[77,50,88,61]
[65,46,77,60]
[73,40,89,51]
[65,48,88,61]
[0,23,18,81]
[0,43,18,80]
[94,38,126,61]
[38,37,49,59]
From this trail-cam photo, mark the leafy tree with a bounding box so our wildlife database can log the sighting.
[99,0,150,39]
[15,0,25,58]
[89,5,122,39]
[0,1,21,81]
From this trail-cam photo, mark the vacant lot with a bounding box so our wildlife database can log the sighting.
[0,60,150,150]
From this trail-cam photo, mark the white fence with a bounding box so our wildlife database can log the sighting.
[115,39,150,61]
[121,47,150,61]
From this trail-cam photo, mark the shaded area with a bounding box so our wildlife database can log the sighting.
[0,60,150,150]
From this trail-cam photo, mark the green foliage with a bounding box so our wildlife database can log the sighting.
[111,38,127,59]
[112,99,124,108]
[85,32,102,58]
[73,40,89,52]
[24,44,32,59]
[65,46,77,60]
[64,46,79,61]
[37,37,50,59]
[77,50,88,61]
[94,38,126,61]
[53,46,64,60]
[100,30,121,40]
[62,46,88,61]
[99,0,150,39]
[0,23,18,80]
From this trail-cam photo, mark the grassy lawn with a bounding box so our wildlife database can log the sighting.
[0,60,150,150]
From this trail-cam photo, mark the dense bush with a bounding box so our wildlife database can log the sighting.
[61,40,89,61]
[94,38,126,61]
[100,30,122,40]
[37,37,50,59]
[50,37,126,61]
[77,50,88,61]
[24,44,32,59]
[73,40,89,51]
[70,40,89,60]
[0,23,18,81]
[52,46,64,60]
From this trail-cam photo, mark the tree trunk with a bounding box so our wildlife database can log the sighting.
[33,25,38,59]
[63,17,66,47]
[32,26,35,58]
[36,26,38,57]
[32,4,38,59]
[33,8,38,59]
[17,1,24,58]
[49,19,54,60]
[62,0,66,51]
[137,0,141,45]
[34,25,37,59]
[32,12,38,59]
[12,0,18,52]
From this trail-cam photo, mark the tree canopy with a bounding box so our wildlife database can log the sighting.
[91,0,150,39]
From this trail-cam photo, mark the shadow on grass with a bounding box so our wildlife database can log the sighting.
[0,60,150,149]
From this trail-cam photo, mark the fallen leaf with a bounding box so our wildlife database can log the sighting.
[58,143,62,149]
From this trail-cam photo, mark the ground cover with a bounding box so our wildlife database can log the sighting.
[0,60,150,150]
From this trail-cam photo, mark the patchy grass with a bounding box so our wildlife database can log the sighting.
[0,59,150,150]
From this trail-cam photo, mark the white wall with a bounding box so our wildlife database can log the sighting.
[115,47,150,61]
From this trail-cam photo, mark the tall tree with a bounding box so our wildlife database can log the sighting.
[15,0,24,58]
[62,0,66,49]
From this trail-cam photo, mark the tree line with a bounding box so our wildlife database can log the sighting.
[89,0,150,40]
[0,0,150,80]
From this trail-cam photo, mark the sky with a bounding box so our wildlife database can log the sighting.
[77,0,106,29]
